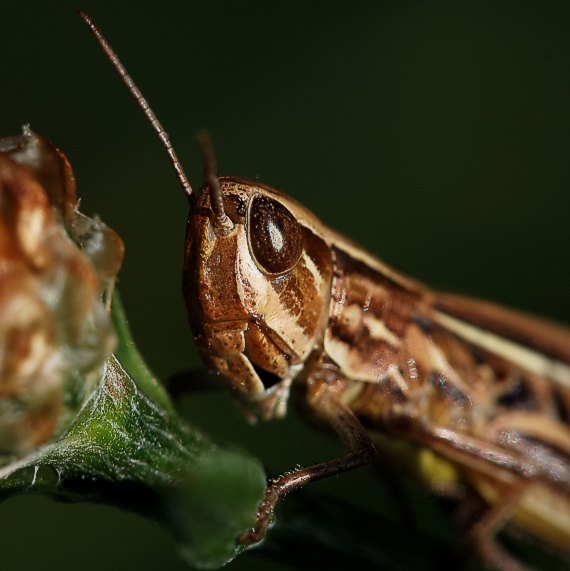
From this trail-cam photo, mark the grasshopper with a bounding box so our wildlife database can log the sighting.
[80,11,570,570]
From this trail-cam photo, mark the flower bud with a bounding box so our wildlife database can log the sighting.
[0,129,124,454]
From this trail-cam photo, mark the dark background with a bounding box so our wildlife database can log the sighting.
[1,1,569,569]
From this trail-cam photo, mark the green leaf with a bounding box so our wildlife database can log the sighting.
[0,296,266,569]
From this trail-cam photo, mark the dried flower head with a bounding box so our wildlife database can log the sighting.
[0,128,124,455]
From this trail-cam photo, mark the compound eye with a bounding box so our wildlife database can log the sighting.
[248,194,303,274]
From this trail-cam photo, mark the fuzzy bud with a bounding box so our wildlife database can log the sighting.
[0,129,124,454]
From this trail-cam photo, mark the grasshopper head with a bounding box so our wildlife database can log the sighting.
[183,177,333,421]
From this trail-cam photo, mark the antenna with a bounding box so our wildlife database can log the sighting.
[77,10,193,198]
[196,131,233,235]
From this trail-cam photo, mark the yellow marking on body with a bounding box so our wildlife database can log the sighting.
[417,448,460,487]
[368,430,460,487]
[434,311,570,388]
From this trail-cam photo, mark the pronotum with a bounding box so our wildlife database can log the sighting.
[79,11,570,570]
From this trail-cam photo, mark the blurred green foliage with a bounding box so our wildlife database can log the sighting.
[0,298,266,569]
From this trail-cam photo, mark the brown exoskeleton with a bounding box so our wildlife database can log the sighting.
[80,11,570,570]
